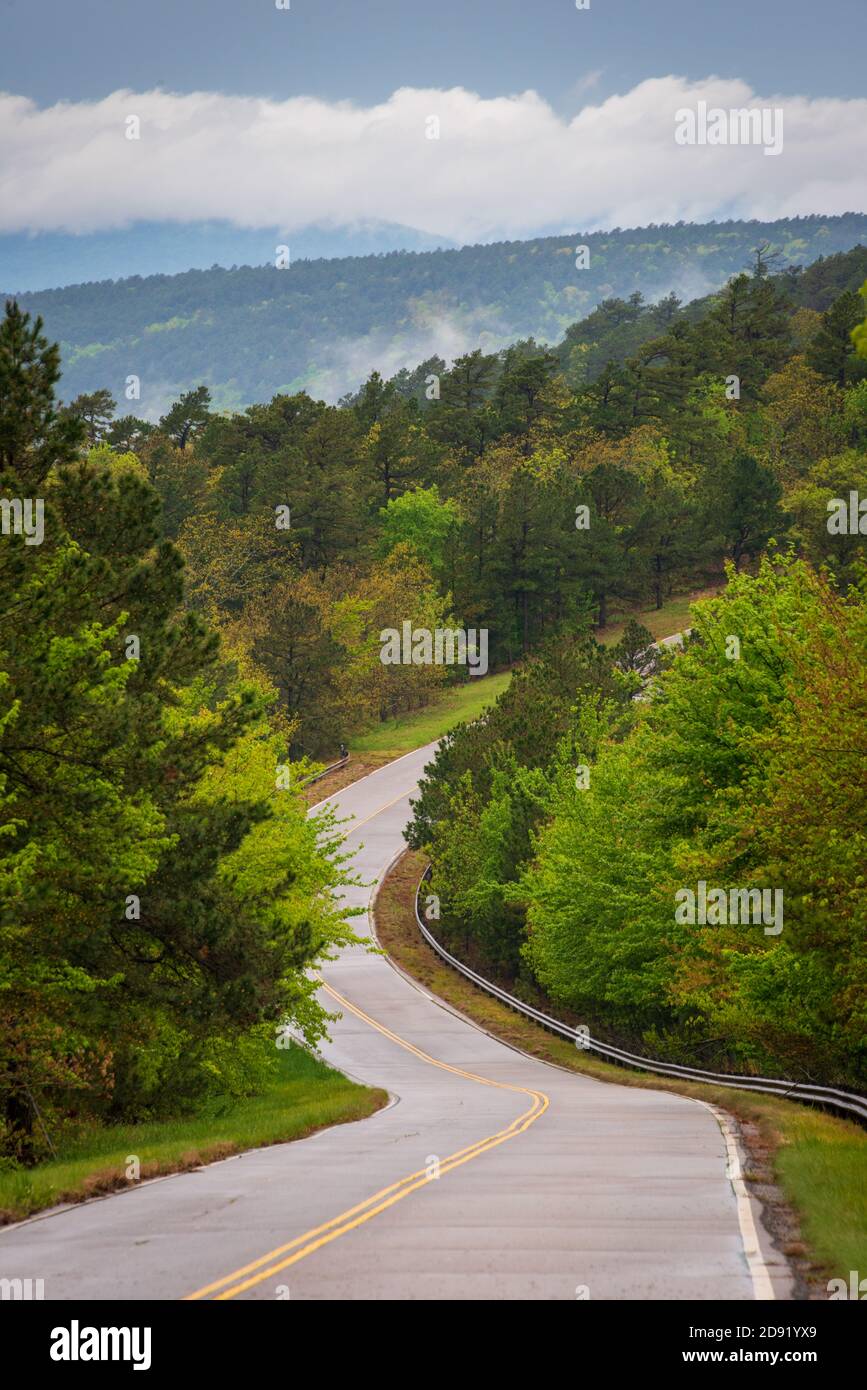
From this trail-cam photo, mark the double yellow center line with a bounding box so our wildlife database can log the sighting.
[186,984,549,1300]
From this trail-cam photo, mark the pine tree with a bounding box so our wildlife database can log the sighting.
[159,385,211,449]
[807,290,867,387]
[63,388,116,445]
[0,300,83,488]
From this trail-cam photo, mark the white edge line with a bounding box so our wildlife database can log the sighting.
[318,755,787,1304]
[307,739,440,815]
[366,843,787,1303]
[695,1101,777,1301]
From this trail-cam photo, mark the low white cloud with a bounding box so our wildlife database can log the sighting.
[0,77,864,241]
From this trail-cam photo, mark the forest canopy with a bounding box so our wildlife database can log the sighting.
[2,231,866,1160]
[9,213,867,410]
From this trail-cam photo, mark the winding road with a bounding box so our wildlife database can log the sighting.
[0,745,792,1300]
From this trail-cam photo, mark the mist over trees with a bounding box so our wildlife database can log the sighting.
[8,214,867,410]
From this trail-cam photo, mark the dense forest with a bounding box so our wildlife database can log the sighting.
[0,308,363,1163]
[2,233,866,1161]
[8,213,867,410]
[0,218,457,295]
[400,250,867,1092]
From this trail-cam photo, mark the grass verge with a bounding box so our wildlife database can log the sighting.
[0,1043,387,1226]
[309,583,726,799]
[375,849,867,1295]
[597,582,725,646]
[350,670,513,758]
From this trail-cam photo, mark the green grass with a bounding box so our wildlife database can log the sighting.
[598,585,722,647]
[351,670,512,756]
[350,587,721,760]
[775,1118,867,1277]
[0,1043,386,1225]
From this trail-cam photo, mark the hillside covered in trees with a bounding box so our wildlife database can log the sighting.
[2,233,866,1159]
[8,213,867,412]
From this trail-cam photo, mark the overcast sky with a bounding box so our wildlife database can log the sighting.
[3,0,865,107]
[1,0,864,245]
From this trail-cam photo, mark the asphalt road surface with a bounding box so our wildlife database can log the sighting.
[0,744,792,1300]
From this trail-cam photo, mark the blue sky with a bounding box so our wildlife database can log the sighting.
[2,0,863,107]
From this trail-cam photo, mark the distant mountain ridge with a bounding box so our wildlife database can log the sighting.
[7,213,867,414]
[0,220,458,295]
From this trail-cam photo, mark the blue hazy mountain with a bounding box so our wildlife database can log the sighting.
[0,220,458,294]
[6,213,867,413]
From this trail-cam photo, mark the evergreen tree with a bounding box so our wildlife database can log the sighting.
[0,300,84,488]
[806,289,867,387]
[63,388,116,445]
[708,452,784,572]
[159,384,211,449]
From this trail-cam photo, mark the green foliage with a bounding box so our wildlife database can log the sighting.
[4,227,867,1146]
[853,279,867,361]
[706,452,784,572]
[807,290,867,387]
[16,215,867,405]
[407,634,637,972]
[786,450,867,587]
[0,304,359,1161]
[62,388,116,446]
[378,485,459,577]
[0,298,84,485]
[429,754,551,975]
[46,239,863,761]
[522,557,867,1085]
[158,385,211,450]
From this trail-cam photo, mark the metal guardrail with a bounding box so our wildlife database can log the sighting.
[414,868,867,1125]
[305,754,350,787]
